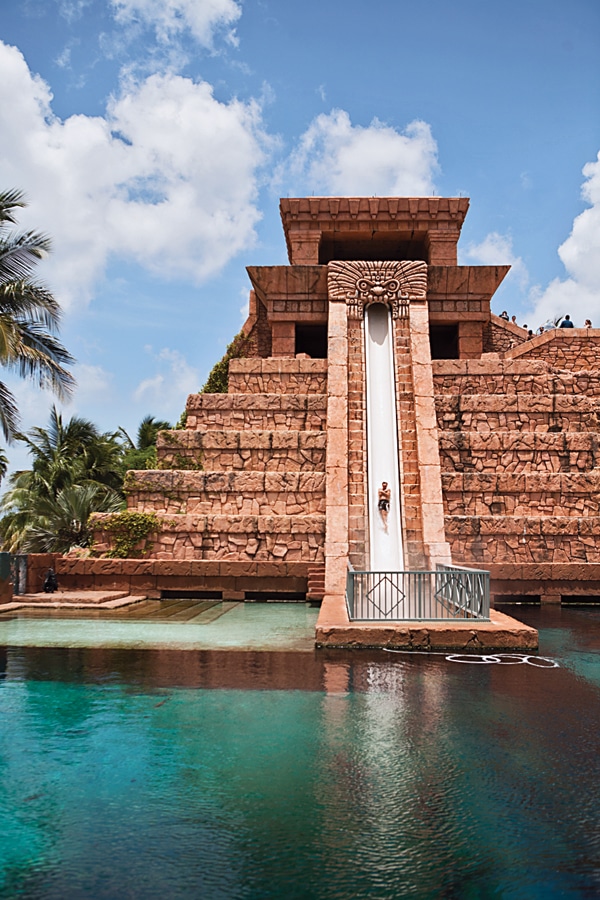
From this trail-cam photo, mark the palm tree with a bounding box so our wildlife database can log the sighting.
[119,415,172,470]
[0,189,74,441]
[0,407,125,552]
[17,406,124,495]
[2,482,123,554]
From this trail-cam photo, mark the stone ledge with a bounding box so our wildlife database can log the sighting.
[229,358,328,375]
[435,393,600,413]
[445,514,600,536]
[315,595,537,651]
[56,558,314,578]
[440,431,600,452]
[157,430,327,451]
[186,393,327,411]
[433,359,551,376]
[126,470,326,494]
[442,471,600,493]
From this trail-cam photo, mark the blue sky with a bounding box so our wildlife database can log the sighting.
[0,0,599,471]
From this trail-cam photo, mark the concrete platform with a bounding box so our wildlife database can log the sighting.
[315,593,538,651]
[0,591,145,612]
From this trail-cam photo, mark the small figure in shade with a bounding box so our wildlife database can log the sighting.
[43,568,58,593]
[585,319,592,328]
[378,482,391,532]
[499,310,509,321]
[559,315,574,328]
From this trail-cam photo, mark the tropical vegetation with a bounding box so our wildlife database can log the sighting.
[0,189,74,441]
[118,415,171,471]
[0,408,171,554]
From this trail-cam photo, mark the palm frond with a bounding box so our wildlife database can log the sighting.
[0,231,52,282]
[0,381,20,442]
[0,189,27,226]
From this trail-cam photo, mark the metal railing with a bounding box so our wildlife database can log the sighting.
[346,563,490,621]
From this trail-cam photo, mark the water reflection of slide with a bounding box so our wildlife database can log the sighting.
[365,304,404,573]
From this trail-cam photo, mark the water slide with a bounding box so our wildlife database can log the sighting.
[365,303,404,572]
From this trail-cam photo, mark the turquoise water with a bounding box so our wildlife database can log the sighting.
[0,605,599,899]
[0,601,319,651]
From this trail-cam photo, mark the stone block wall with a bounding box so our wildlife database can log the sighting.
[228,358,327,394]
[503,328,600,370]
[482,314,528,353]
[90,356,328,597]
[93,513,325,563]
[155,429,326,472]
[434,356,600,570]
[394,315,426,567]
[125,471,326,516]
[185,394,326,432]
[347,316,368,569]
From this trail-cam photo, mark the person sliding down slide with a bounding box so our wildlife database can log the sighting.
[378,482,391,532]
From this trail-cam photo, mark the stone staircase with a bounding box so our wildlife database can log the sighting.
[434,357,600,599]
[88,358,328,599]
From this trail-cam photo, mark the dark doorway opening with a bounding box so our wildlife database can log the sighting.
[295,324,328,358]
[319,234,428,264]
[561,595,600,605]
[430,324,459,359]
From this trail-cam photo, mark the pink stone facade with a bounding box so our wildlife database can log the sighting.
[70,195,598,618]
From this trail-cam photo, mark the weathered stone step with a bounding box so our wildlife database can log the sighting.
[434,359,600,397]
[443,471,600,518]
[439,431,600,473]
[185,393,326,432]
[93,513,325,563]
[436,393,600,433]
[156,429,326,472]
[125,470,325,516]
[54,557,311,597]
[228,358,327,395]
[445,513,600,564]
[502,328,600,372]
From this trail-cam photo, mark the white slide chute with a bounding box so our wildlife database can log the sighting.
[365,303,404,572]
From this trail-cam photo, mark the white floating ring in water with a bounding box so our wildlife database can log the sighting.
[446,653,559,668]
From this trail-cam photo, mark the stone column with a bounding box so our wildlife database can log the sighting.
[427,231,460,265]
[324,300,349,599]
[409,299,452,566]
[287,231,321,265]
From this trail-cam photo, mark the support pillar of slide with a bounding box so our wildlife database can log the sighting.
[408,299,452,567]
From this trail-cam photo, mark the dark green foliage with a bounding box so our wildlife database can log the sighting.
[100,511,159,559]
[0,189,74,442]
[201,330,252,393]
[119,415,171,473]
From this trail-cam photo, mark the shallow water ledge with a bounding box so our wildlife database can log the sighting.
[316,595,538,651]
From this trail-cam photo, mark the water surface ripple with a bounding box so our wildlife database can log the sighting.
[0,605,598,899]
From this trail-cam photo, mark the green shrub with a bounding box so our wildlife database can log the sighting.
[201,330,252,393]
[101,511,159,559]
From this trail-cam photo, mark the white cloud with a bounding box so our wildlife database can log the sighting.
[285,110,439,196]
[133,347,199,416]
[109,0,242,48]
[0,41,269,309]
[57,0,93,24]
[70,364,113,409]
[530,152,600,326]
[461,232,529,290]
